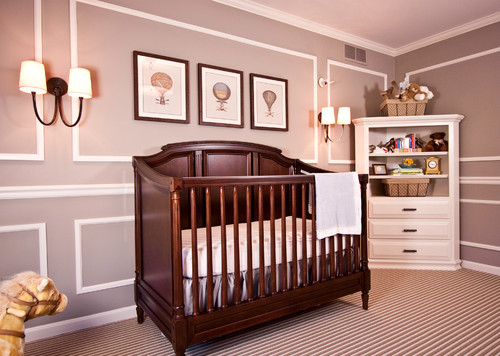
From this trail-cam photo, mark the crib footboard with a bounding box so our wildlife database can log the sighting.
[134,166,368,356]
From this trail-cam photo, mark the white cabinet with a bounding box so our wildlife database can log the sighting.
[353,115,464,270]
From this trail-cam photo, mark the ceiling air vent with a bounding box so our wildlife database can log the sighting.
[344,44,367,64]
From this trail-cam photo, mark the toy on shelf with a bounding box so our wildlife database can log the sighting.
[380,78,434,116]
[424,132,448,151]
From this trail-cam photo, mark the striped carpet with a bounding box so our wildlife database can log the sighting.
[25,268,500,356]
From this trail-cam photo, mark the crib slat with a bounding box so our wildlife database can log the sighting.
[354,235,360,272]
[246,186,253,300]
[220,187,228,308]
[291,184,298,289]
[280,185,287,292]
[233,187,241,304]
[346,235,352,275]
[270,186,277,294]
[320,238,326,281]
[301,184,307,286]
[337,235,344,277]
[258,186,265,298]
[190,188,199,316]
[329,236,335,279]
[205,188,214,312]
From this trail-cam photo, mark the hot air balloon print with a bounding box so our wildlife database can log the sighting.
[212,82,231,111]
[263,90,277,117]
[151,72,173,105]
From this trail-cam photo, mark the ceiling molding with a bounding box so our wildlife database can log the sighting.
[395,11,500,55]
[213,0,500,57]
[212,0,396,56]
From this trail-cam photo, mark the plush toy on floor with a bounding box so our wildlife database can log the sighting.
[0,271,68,356]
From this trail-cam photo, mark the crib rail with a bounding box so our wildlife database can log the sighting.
[170,174,368,317]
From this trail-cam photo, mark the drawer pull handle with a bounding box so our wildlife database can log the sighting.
[403,249,418,253]
[403,229,417,232]
[402,208,417,211]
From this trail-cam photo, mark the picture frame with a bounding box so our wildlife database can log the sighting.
[372,164,388,175]
[198,63,243,128]
[250,73,288,131]
[133,51,189,123]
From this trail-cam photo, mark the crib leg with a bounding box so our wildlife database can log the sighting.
[136,306,145,324]
[362,292,369,310]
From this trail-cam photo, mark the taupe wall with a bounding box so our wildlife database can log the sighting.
[395,22,500,269]
[0,0,394,330]
[0,0,498,334]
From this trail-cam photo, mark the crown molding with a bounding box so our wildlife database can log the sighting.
[395,11,500,55]
[212,0,396,56]
[213,0,500,57]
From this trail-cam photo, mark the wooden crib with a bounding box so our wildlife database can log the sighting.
[133,141,369,355]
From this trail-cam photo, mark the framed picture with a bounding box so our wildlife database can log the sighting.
[198,63,243,128]
[250,73,288,131]
[133,51,189,123]
[372,164,388,175]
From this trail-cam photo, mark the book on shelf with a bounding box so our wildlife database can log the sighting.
[393,134,423,153]
[392,167,423,175]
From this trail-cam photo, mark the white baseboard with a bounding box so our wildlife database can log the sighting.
[25,305,136,342]
[461,260,500,276]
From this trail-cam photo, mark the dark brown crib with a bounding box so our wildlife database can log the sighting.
[133,141,369,356]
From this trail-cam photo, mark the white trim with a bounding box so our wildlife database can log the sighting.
[75,216,134,295]
[212,0,396,56]
[460,156,500,162]
[326,60,387,165]
[406,47,500,78]
[395,12,500,56]
[461,240,500,252]
[461,260,500,276]
[0,183,133,200]
[0,0,45,161]
[71,0,318,163]
[25,305,136,342]
[0,223,48,276]
[460,177,500,185]
[461,198,500,205]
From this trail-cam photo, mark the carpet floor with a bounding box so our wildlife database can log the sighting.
[25,268,500,355]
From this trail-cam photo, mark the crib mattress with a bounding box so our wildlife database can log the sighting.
[181,216,339,278]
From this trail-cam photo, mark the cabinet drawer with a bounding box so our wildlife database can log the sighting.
[369,240,451,260]
[369,198,449,218]
[369,219,450,240]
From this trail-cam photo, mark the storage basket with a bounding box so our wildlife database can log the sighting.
[380,99,427,116]
[382,178,430,197]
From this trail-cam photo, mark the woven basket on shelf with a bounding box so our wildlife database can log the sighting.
[380,99,427,116]
[382,178,430,197]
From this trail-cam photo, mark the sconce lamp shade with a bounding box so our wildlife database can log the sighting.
[68,67,92,99]
[19,60,47,94]
[337,107,351,125]
[321,106,336,125]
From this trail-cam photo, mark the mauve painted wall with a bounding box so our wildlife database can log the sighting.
[395,22,500,269]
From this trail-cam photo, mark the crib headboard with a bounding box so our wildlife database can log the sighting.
[134,141,330,228]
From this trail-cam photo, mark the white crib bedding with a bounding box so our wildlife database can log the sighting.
[181,216,338,278]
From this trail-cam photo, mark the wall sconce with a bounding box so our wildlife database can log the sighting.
[19,60,92,127]
[318,106,351,143]
[318,77,334,88]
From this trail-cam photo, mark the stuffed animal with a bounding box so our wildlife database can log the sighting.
[401,83,424,101]
[381,80,400,100]
[0,271,68,356]
[424,132,448,151]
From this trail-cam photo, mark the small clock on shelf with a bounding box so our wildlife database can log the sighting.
[425,156,441,175]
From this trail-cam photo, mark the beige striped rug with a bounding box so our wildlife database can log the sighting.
[25,268,500,355]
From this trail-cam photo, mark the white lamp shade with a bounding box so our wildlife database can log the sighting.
[19,60,47,94]
[68,67,92,98]
[337,107,351,125]
[321,106,335,125]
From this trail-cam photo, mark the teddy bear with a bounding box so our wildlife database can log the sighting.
[424,132,448,151]
[401,83,427,102]
[380,80,400,100]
